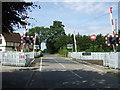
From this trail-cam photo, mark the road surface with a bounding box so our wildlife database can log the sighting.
[2,54,119,89]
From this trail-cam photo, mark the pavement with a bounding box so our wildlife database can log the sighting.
[1,54,120,89]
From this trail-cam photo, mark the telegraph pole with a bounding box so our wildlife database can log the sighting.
[73,31,77,52]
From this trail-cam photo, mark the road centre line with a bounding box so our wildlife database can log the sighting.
[54,58,84,79]
[54,59,66,68]
[39,57,42,71]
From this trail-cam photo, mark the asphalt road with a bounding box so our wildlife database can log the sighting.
[2,54,120,89]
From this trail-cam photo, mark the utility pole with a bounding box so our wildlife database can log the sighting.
[73,31,77,52]
[33,33,36,57]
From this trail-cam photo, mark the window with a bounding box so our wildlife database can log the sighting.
[0,39,2,44]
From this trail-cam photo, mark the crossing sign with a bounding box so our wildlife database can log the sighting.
[21,36,35,45]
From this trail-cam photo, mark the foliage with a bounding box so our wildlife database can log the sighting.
[46,21,66,54]
[27,20,120,53]
[58,47,69,57]
[27,20,67,54]
[2,2,40,33]
[66,33,119,52]
[27,26,49,45]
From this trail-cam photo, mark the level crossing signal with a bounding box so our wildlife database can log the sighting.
[21,36,35,45]
[105,35,120,46]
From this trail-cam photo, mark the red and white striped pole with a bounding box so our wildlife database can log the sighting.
[109,7,115,35]
[109,7,116,52]
[21,13,29,52]
[23,13,28,36]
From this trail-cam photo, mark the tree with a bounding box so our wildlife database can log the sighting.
[2,2,40,33]
[27,26,49,45]
[46,21,66,53]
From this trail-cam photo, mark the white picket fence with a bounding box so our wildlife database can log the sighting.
[0,51,40,66]
[68,52,120,69]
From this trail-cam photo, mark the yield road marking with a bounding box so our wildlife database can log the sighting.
[39,57,42,71]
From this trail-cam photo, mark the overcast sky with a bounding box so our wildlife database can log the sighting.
[17,0,119,35]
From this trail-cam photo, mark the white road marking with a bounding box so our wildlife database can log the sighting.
[59,63,66,68]
[65,58,104,73]
[83,64,103,72]
[54,59,66,68]
[39,57,42,71]
[70,71,82,79]
[29,59,35,66]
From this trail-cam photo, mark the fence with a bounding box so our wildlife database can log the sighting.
[0,51,40,66]
[68,52,120,69]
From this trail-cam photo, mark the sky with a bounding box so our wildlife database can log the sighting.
[17,0,119,35]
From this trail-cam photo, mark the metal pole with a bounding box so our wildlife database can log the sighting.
[73,31,77,52]
[114,19,118,35]
[33,33,36,57]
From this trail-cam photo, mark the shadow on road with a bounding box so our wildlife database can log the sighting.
[2,68,120,89]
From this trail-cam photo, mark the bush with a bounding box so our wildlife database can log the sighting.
[58,47,69,57]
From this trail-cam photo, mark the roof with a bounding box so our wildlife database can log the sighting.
[2,32,21,43]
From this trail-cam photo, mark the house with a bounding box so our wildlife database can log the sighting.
[0,32,21,51]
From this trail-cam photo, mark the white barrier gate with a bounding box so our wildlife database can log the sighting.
[68,52,120,69]
[0,51,40,66]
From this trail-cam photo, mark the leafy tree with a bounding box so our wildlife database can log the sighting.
[27,21,66,53]
[46,21,66,53]
[27,26,49,44]
[2,2,40,33]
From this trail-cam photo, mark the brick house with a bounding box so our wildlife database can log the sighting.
[0,32,21,51]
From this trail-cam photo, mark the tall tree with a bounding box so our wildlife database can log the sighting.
[46,21,66,53]
[27,26,49,45]
[2,2,40,33]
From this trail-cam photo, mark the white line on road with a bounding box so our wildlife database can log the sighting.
[65,58,104,73]
[54,59,66,68]
[28,59,35,66]
[70,71,82,79]
[83,64,103,72]
[59,63,66,68]
[39,57,42,71]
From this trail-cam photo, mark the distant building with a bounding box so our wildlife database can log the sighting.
[0,32,21,51]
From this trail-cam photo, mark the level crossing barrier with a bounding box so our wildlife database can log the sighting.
[0,51,40,66]
[68,52,120,69]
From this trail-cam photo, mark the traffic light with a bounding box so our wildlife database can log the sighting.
[105,35,120,46]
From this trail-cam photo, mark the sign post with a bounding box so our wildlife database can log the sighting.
[67,44,73,52]
[90,35,96,52]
